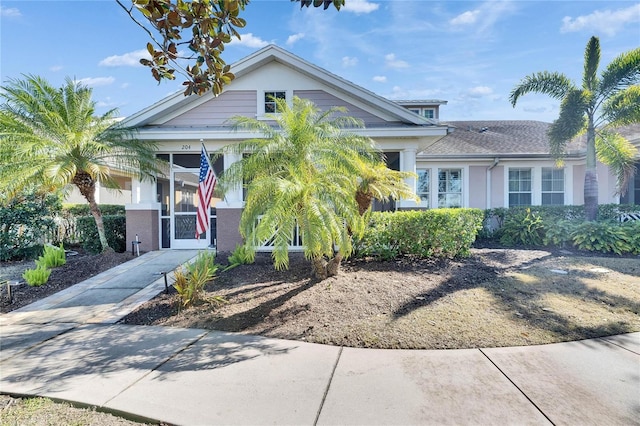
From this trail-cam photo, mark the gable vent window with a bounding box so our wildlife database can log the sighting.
[264,91,286,113]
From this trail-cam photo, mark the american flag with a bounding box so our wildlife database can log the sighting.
[195,145,217,238]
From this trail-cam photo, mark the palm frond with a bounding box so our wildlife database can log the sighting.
[598,47,640,101]
[600,85,640,126]
[547,89,589,163]
[595,130,638,194]
[582,36,600,91]
[509,71,575,106]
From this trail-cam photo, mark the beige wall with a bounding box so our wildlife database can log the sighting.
[126,210,159,252]
[216,208,243,253]
[468,166,487,209]
[490,166,504,208]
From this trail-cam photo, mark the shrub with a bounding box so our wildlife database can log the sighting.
[173,251,222,308]
[0,191,61,261]
[76,215,126,253]
[355,208,484,260]
[22,266,51,286]
[542,220,576,247]
[499,208,545,246]
[36,243,66,268]
[64,204,125,216]
[570,221,631,255]
[621,221,640,255]
[224,244,254,271]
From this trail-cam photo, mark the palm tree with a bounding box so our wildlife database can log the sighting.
[0,75,161,252]
[220,96,412,279]
[354,160,419,216]
[510,36,640,221]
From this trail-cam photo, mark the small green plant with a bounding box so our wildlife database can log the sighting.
[224,244,255,271]
[571,221,631,254]
[543,219,576,247]
[22,265,51,286]
[36,243,66,268]
[173,251,221,308]
[499,208,545,246]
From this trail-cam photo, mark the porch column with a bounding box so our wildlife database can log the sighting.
[399,148,419,209]
[125,178,160,251]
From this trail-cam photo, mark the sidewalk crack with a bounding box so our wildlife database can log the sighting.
[314,346,343,426]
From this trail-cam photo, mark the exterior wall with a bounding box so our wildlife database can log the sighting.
[216,208,243,252]
[295,90,390,126]
[126,209,159,252]
[65,176,132,205]
[468,166,487,209]
[490,166,505,208]
[162,90,257,126]
[573,164,585,205]
[597,161,619,204]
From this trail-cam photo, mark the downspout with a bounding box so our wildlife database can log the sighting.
[487,157,500,209]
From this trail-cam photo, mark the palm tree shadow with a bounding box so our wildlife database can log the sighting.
[393,251,640,338]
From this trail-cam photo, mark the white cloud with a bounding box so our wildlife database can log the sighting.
[373,76,387,83]
[342,56,358,67]
[467,86,493,98]
[228,33,269,48]
[76,77,115,87]
[448,1,516,34]
[385,53,409,69]
[0,6,21,17]
[286,33,305,45]
[50,65,63,72]
[450,10,480,26]
[342,0,379,14]
[99,49,150,67]
[561,4,640,36]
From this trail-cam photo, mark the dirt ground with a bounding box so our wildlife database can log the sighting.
[120,246,640,349]
[0,249,136,313]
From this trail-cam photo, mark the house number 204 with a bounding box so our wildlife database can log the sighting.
[181,145,191,150]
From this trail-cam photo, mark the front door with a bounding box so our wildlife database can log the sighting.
[171,170,211,249]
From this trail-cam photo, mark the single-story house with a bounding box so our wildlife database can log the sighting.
[118,44,639,252]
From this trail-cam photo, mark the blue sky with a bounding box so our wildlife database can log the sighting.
[1,1,639,122]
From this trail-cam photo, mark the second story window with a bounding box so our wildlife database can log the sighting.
[264,91,286,113]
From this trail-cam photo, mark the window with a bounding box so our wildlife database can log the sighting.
[264,91,286,113]
[417,169,430,208]
[438,168,462,208]
[541,168,565,205]
[509,168,532,206]
[408,108,435,119]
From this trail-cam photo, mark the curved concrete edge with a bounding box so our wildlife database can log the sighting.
[1,324,638,426]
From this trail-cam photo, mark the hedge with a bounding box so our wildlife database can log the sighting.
[76,215,127,253]
[354,209,484,260]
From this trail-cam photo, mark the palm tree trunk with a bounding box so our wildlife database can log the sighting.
[584,117,598,221]
[311,252,343,280]
[73,172,112,252]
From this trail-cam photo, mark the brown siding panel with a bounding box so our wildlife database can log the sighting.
[163,91,257,126]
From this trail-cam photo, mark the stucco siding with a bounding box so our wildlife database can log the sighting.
[295,90,392,126]
[573,164,585,205]
[491,166,505,208]
[216,208,243,252]
[162,90,257,127]
[126,210,159,252]
[468,166,487,209]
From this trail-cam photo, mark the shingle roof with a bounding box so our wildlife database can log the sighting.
[420,120,585,158]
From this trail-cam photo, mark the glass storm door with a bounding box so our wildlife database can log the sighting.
[171,170,210,249]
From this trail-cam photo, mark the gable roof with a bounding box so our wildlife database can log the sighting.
[120,45,445,129]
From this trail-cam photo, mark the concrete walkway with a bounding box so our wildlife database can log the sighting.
[1,251,639,425]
